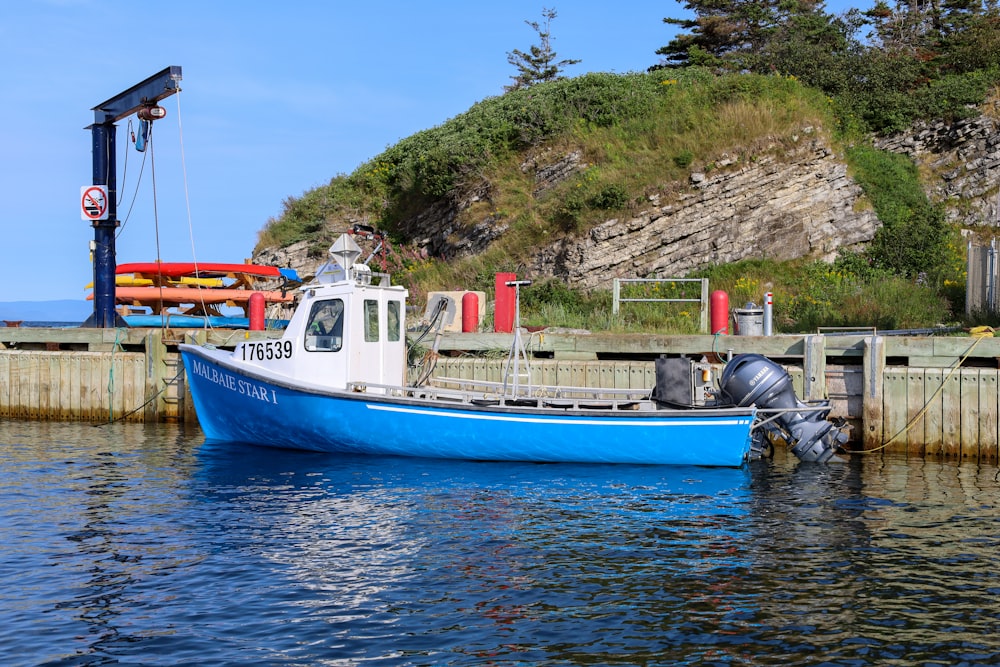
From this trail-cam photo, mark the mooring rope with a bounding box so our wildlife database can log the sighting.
[856,334,986,455]
[95,367,186,428]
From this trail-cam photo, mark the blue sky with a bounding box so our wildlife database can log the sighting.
[2,0,862,303]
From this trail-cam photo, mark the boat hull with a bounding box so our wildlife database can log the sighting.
[181,345,755,467]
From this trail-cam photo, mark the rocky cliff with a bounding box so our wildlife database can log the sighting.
[527,131,877,288]
[876,112,1000,228]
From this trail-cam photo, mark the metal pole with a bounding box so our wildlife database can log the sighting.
[86,122,119,327]
[763,291,773,336]
[699,278,709,333]
[990,238,997,312]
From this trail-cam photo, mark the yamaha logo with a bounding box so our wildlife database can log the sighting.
[748,368,771,387]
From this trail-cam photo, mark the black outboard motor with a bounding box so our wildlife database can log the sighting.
[719,354,848,463]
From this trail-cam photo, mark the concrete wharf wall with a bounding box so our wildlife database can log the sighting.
[1,327,998,463]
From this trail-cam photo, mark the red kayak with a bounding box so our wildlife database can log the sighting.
[116,262,282,279]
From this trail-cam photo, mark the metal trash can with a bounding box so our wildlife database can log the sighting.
[733,302,764,336]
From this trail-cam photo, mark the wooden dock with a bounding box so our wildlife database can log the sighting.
[2,326,998,462]
[0,327,257,424]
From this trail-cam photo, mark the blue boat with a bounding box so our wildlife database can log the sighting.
[180,234,847,466]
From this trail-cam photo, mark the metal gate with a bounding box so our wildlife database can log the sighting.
[967,239,998,314]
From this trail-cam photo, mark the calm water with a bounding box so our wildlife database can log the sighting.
[2,421,999,666]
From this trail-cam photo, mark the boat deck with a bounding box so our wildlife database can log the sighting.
[349,377,665,412]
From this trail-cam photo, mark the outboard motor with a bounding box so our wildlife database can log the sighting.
[719,354,848,463]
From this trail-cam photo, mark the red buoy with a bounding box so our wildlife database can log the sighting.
[248,291,265,331]
[494,273,517,333]
[710,290,729,335]
[461,292,479,332]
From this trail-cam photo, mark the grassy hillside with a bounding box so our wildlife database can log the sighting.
[257,68,831,257]
[256,68,972,333]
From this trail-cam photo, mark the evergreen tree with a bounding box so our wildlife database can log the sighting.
[656,0,801,70]
[858,0,1000,71]
[654,0,850,79]
[758,9,861,93]
[862,0,941,55]
[505,8,581,92]
[938,7,1000,73]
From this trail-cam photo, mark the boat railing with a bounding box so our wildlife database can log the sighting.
[346,379,656,411]
[431,376,652,400]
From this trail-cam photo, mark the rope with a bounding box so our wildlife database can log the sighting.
[174,91,213,326]
[712,330,726,363]
[115,146,147,238]
[751,404,833,431]
[409,299,451,386]
[118,118,132,207]
[93,367,186,427]
[857,334,986,455]
[143,124,169,320]
[105,328,128,422]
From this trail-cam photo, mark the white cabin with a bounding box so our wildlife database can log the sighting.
[230,234,408,392]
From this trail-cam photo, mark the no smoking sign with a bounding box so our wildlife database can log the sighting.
[80,185,108,221]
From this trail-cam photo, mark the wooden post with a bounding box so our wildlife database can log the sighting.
[883,368,908,455]
[802,335,826,402]
[978,371,999,464]
[862,336,885,450]
[923,368,944,457]
[960,369,981,462]
[941,369,962,458]
[0,352,9,419]
[145,330,165,422]
[906,369,926,457]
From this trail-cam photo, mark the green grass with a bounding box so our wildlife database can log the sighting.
[508,259,957,334]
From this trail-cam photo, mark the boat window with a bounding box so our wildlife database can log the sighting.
[387,301,401,342]
[364,299,379,342]
[304,299,344,352]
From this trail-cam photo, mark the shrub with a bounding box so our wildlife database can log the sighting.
[589,183,628,210]
[673,150,694,168]
[845,145,953,281]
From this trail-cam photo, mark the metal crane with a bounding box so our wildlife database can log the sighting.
[82,66,182,327]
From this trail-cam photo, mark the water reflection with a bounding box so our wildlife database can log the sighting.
[0,421,202,664]
[2,421,999,665]
[722,454,1000,665]
[192,445,756,664]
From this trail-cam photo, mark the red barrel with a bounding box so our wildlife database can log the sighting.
[710,290,729,335]
[461,292,479,332]
[248,291,265,331]
[494,273,517,333]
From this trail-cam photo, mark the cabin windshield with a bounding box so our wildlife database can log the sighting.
[304,299,344,352]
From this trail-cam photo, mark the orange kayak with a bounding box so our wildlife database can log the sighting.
[87,286,294,304]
